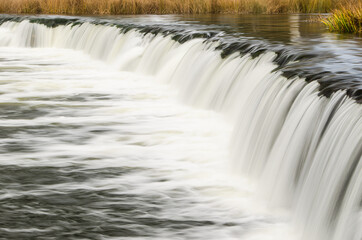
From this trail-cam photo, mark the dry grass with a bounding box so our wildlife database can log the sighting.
[0,0,359,15]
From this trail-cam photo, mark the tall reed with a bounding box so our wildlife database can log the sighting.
[321,3,362,33]
[0,0,359,15]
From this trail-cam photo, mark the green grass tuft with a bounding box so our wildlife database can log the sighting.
[322,5,362,33]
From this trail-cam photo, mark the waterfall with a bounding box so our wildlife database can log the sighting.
[0,19,360,240]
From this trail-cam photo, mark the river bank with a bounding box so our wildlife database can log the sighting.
[0,0,360,15]
[1,0,361,33]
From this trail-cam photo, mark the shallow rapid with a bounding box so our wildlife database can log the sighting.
[0,47,294,239]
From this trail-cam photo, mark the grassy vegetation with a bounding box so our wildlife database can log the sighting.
[321,3,362,33]
[0,0,359,15]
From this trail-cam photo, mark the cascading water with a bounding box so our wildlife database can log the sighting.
[0,16,360,240]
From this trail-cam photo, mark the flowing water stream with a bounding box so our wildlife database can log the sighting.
[0,14,361,240]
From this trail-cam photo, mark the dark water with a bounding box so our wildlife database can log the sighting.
[178,14,362,101]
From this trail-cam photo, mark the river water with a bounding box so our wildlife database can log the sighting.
[0,44,289,240]
[0,14,361,240]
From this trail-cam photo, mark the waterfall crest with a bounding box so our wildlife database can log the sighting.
[0,19,360,240]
